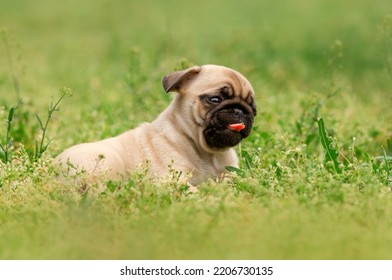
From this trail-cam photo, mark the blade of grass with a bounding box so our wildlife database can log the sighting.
[374,156,392,161]
[1,106,17,163]
[382,146,391,186]
[317,117,341,173]
[225,166,244,176]
[241,150,253,170]
[34,87,72,161]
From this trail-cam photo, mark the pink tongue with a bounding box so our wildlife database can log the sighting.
[227,123,245,132]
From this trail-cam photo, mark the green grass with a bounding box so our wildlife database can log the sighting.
[0,0,392,259]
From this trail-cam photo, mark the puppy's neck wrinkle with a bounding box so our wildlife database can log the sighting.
[152,102,200,152]
[153,100,222,165]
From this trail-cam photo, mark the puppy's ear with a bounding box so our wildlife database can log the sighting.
[162,66,202,93]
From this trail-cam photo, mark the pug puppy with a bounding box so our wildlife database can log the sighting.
[56,64,256,185]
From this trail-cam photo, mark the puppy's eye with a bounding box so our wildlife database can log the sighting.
[208,96,222,104]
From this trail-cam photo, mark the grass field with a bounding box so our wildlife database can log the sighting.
[0,0,392,259]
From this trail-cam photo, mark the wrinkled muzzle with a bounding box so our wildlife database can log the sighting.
[203,101,254,149]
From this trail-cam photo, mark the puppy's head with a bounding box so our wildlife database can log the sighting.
[163,64,256,152]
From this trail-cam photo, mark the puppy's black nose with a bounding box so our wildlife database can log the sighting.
[232,108,243,119]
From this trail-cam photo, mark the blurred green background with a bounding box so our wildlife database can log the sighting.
[1,0,391,96]
[1,0,391,150]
